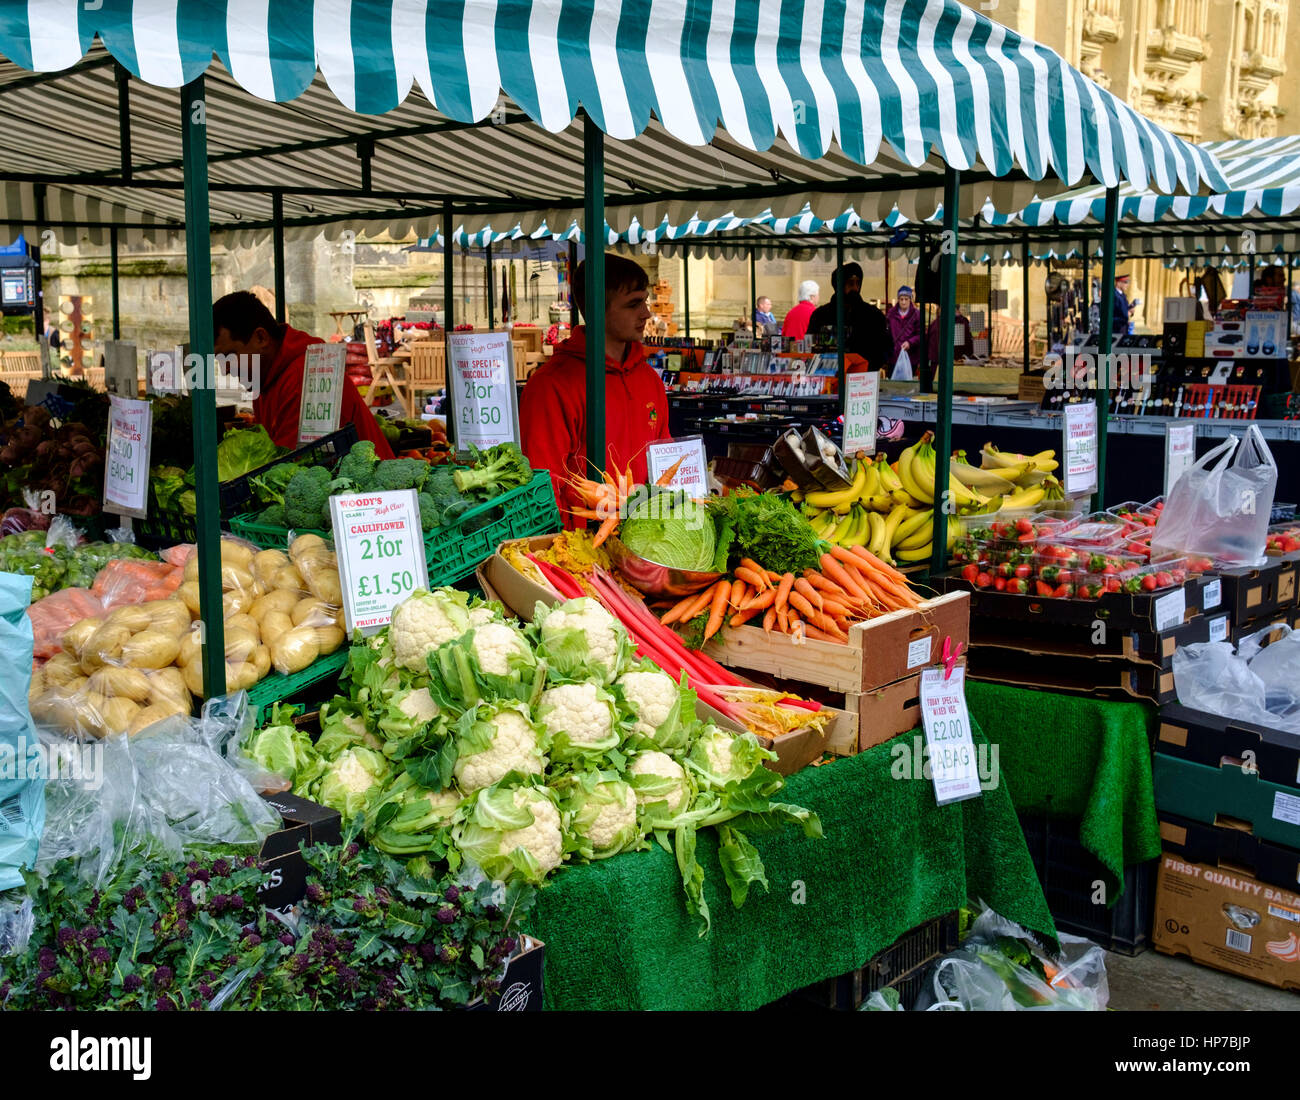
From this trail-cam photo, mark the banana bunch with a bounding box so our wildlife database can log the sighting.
[796,438,1064,565]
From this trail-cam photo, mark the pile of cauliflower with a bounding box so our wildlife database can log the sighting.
[244,586,817,926]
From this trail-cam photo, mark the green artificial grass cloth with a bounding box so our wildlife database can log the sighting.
[964,681,1162,899]
[524,720,1055,1011]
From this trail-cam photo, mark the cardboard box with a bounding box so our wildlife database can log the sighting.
[966,648,1176,704]
[1151,853,1300,992]
[968,610,1229,669]
[707,591,970,695]
[839,658,968,755]
[468,936,546,1011]
[1158,703,1300,790]
[1159,812,1300,894]
[1201,561,1299,623]
[1153,752,1300,850]
[483,535,563,622]
[257,793,344,911]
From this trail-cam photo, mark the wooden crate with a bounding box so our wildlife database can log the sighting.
[704,591,970,696]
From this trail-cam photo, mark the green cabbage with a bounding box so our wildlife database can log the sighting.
[619,490,717,572]
[216,424,281,482]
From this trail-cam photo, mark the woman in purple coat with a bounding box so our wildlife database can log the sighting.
[886,286,921,367]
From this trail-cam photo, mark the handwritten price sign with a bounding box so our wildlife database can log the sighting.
[330,490,430,634]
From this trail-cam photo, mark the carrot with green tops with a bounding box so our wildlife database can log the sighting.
[739,559,770,586]
[667,584,717,626]
[793,576,823,612]
[762,606,777,634]
[734,566,768,590]
[703,580,732,642]
[729,606,766,628]
[774,572,795,616]
[788,591,849,639]
[819,552,870,604]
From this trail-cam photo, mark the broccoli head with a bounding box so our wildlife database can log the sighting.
[452,443,532,500]
[425,466,473,526]
[285,465,336,530]
[417,492,437,533]
[258,503,288,527]
[337,440,381,489]
[373,457,430,492]
[250,461,304,506]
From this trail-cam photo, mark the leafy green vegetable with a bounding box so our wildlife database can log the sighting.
[337,440,381,489]
[249,461,305,507]
[620,489,717,572]
[215,424,281,482]
[706,489,821,575]
[150,465,189,512]
[242,705,323,786]
[453,443,532,501]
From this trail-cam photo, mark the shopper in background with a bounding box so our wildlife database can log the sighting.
[885,285,921,366]
[1112,273,1135,336]
[806,261,892,369]
[781,280,819,340]
[211,291,395,457]
[520,254,669,525]
[753,295,777,333]
[926,306,976,369]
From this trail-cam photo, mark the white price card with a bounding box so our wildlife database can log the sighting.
[1164,423,1195,498]
[907,635,932,670]
[298,343,347,443]
[330,490,430,635]
[919,665,983,806]
[102,395,152,519]
[1062,400,1098,496]
[447,330,519,448]
[842,370,880,457]
[646,436,709,493]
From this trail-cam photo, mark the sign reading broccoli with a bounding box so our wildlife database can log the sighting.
[447,331,519,450]
[331,489,430,635]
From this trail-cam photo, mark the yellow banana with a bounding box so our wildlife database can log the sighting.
[866,492,895,513]
[881,504,910,553]
[1001,486,1046,511]
[791,490,804,503]
[876,455,903,494]
[892,487,921,508]
[866,511,887,556]
[897,443,933,504]
[810,510,837,537]
[803,505,826,519]
[1028,449,1060,473]
[895,544,935,562]
[832,500,854,515]
[893,508,933,547]
[859,461,881,501]
[950,460,1017,495]
[897,519,935,552]
[844,507,872,547]
[804,459,868,509]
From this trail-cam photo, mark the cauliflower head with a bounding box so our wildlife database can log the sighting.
[457,784,564,883]
[312,746,390,820]
[453,704,547,792]
[628,750,690,816]
[537,681,620,760]
[470,621,534,678]
[389,588,473,671]
[617,667,691,750]
[687,727,776,790]
[377,685,441,743]
[468,605,498,627]
[536,597,633,683]
[568,777,639,859]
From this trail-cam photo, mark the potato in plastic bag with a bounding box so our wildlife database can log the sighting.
[121,629,182,670]
[269,626,319,675]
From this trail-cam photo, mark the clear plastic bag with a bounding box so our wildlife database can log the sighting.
[0,573,45,891]
[42,514,82,553]
[1151,425,1278,567]
[1173,629,1300,732]
[0,896,34,959]
[26,586,106,661]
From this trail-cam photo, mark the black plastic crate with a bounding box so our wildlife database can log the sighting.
[219,424,358,516]
[1019,812,1156,955]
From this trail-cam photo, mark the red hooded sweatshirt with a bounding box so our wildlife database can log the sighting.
[252,325,394,458]
[520,327,670,525]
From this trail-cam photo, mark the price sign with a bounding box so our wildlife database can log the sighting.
[1164,423,1195,497]
[447,331,519,448]
[1062,400,1098,496]
[842,370,879,457]
[102,395,152,518]
[646,436,709,492]
[330,490,430,635]
[298,343,346,443]
[919,664,982,805]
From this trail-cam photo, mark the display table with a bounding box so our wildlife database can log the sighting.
[965,682,1161,894]
[525,722,1054,1011]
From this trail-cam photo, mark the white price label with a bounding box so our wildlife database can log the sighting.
[1153,588,1186,632]
[1062,401,1098,496]
[298,343,346,443]
[919,665,983,806]
[907,636,932,670]
[1208,616,1229,643]
[101,395,152,518]
[842,371,879,457]
[646,437,708,492]
[330,490,430,635]
[1202,578,1222,611]
[1164,423,1195,498]
[1272,791,1300,827]
[447,331,519,448]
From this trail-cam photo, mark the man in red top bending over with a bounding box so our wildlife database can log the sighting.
[520,254,669,525]
[212,291,394,458]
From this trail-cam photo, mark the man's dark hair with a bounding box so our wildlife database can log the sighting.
[213,291,283,343]
[572,254,650,321]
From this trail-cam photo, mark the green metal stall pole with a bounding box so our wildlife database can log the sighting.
[271,191,286,323]
[486,240,495,329]
[834,234,845,408]
[109,225,120,339]
[582,114,606,480]
[180,77,225,699]
[442,202,454,445]
[749,247,757,330]
[1081,237,1089,326]
[916,231,930,391]
[31,185,45,340]
[1288,254,1294,345]
[1021,233,1030,372]
[682,248,690,337]
[1093,186,1120,513]
[929,167,960,576]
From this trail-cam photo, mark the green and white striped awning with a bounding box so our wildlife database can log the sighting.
[0,0,1224,246]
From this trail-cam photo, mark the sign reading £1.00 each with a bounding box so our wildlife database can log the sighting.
[447,330,519,449]
[842,370,879,457]
[646,437,709,493]
[918,664,982,806]
[1062,400,1098,496]
[298,343,347,444]
[330,490,430,635]
[102,395,152,519]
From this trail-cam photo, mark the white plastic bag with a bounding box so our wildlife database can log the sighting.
[1150,425,1277,566]
[1172,626,1300,732]
[890,347,914,381]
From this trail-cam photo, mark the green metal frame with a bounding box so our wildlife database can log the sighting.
[930,168,960,575]
[1094,187,1120,512]
[583,114,605,478]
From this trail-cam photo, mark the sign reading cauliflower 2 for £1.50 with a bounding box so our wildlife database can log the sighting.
[331,490,430,634]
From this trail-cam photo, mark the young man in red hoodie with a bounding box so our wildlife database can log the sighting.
[520,255,668,523]
[212,291,394,458]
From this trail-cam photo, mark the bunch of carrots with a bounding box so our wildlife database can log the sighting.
[564,457,687,547]
[659,545,923,645]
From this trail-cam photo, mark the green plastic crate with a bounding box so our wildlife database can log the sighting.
[228,513,330,550]
[424,470,561,587]
[246,647,350,726]
[134,502,200,547]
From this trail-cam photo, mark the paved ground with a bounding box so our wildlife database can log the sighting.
[1105,947,1298,1011]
